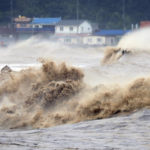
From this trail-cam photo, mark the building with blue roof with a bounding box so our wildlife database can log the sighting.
[14,16,61,38]
[95,29,130,36]
[94,29,131,46]
[31,17,61,25]
[30,17,61,33]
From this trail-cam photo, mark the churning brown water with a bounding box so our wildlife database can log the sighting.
[0,28,150,149]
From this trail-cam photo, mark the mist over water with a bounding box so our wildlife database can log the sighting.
[0,28,150,130]
[118,27,150,52]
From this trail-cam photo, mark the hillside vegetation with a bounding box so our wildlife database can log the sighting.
[0,0,150,29]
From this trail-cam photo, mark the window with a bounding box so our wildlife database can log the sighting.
[60,26,63,31]
[35,25,39,28]
[21,24,26,28]
[97,38,101,42]
[64,38,71,43]
[87,38,92,43]
[43,25,51,28]
[69,26,73,31]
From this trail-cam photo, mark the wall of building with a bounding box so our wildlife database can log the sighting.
[104,36,121,46]
[16,23,31,28]
[82,36,105,45]
[55,25,78,34]
[78,21,92,34]
[55,35,106,46]
[58,35,121,46]
[55,21,92,34]
[32,24,43,28]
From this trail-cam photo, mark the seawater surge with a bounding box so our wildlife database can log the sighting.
[0,28,150,149]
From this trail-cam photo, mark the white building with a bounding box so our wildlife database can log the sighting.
[53,35,105,46]
[55,20,97,35]
[82,35,105,45]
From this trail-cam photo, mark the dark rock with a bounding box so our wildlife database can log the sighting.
[1,65,12,73]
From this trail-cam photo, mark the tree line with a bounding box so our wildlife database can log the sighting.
[0,0,150,29]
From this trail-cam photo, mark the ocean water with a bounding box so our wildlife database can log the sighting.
[0,109,150,150]
[0,28,150,149]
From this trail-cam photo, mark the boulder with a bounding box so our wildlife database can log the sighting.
[1,65,12,73]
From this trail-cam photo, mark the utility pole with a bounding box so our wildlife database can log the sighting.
[122,0,126,30]
[10,0,13,35]
[76,0,79,20]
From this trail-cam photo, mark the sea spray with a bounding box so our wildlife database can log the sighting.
[0,29,150,129]
[118,27,150,52]
[0,59,150,129]
[101,27,150,64]
[0,59,84,129]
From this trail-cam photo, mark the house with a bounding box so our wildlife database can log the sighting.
[52,34,105,46]
[15,17,61,33]
[55,20,97,35]
[14,16,32,31]
[30,17,61,33]
[14,16,61,39]
[56,29,129,46]
[54,20,99,45]
[94,29,130,46]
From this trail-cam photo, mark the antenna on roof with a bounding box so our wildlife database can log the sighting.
[76,0,79,20]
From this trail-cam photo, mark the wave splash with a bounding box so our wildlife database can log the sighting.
[102,27,150,64]
[0,59,150,129]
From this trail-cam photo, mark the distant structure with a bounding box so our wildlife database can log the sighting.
[140,21,150,28]
[31,17,61,33]
[14,15,32,39]
[53,19,99,45]
[14,16,61,39]
[55,20,98,35]
[14,15,32,30]
[94,29,130,46]
[10,16,131,46]
[55,29,130,46]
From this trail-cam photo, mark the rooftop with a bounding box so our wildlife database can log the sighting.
[57,20,87,26]
[14,16,32,23]
[95,29,130,36]
[31,17,61,25]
